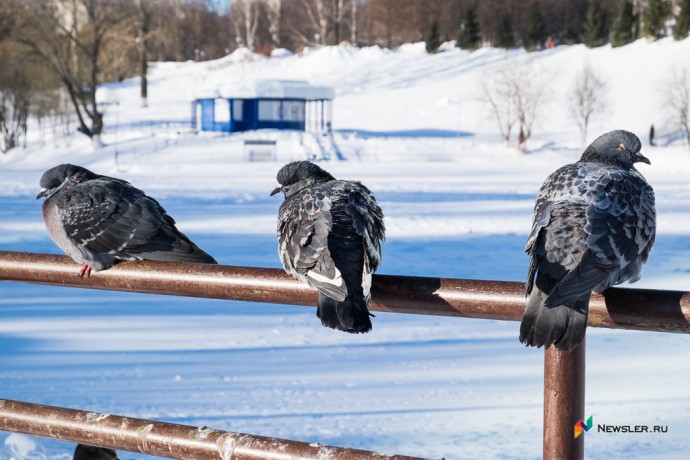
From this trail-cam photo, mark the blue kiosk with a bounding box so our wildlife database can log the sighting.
[192,80,334,133]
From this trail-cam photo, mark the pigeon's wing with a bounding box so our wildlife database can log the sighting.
[525,164,580,295]
[534,196,607,305]
[344,182,385,272]
[277,189,348,302]
[544,167,656,307]
[56,179,216,263]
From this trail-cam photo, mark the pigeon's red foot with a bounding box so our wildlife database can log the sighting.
[78,264,92,278]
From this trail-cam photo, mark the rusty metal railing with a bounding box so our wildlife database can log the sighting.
[1,251,689,331]
[0,399,424,460]
[1,250,689,460]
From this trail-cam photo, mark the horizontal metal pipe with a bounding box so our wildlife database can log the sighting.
[1,250,689,333]
[0,399,427,460]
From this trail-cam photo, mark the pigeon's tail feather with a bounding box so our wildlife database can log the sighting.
[128,228,217,264]
[317,291,372,333]
[139,243,217,264]
[520,285,589,351]
[544,251,608,309]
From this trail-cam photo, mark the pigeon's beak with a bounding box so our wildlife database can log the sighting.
[635,151,651,165]
[270,186,282,197]
[36,189,47,200]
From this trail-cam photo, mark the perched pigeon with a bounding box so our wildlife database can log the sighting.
[271,161,385,333]
[520,130,656,351]
[73,444,119,460]
[37,164,217,277]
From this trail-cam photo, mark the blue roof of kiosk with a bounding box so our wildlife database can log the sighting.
[196,79,334,101]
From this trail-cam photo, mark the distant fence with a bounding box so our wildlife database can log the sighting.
[1,250,689,460]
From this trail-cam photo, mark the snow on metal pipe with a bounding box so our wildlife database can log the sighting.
[1,250,690,333]
[0,399,428,460]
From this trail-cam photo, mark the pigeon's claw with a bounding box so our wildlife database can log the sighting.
[78,264,92,278]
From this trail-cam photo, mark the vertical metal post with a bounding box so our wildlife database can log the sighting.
[543,339,585,460]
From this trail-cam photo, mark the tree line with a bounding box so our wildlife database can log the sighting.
[0,0,689,152]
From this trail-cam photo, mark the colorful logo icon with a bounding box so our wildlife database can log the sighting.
[574,415,593,438]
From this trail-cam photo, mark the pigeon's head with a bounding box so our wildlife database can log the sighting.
[270,161,336,198]
[37,164,97,200]
[580,130,649,168]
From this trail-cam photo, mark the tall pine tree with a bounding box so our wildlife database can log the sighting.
[582,0,609,48]
[611,0,636,47]
[675,0,690,40]
[497,14,515,48]
[458,7,481,50]
[525,1,547,50]
[642,0,671,39]
[426,20,441,53]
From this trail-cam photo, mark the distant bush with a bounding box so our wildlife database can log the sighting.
[675,0,690,40]
[426,20,441,54]
[611,0,636,48]
[642,0,671,40]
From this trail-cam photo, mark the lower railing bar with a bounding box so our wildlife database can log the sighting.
[543,342,586,460]
[0,251,689,333]
[0,399,428,460]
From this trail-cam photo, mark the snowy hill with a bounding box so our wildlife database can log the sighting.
[1,38,690,459]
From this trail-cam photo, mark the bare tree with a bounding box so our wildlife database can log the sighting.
[300,0,328,45]
[233,0,262,50]
[662,68,690,149]
[367,0,408,48]
[11,0,133,147]
[483,66,548,151]
[266,0,282,47]
[0,72,30,153]
[482,69,517,145]
[332,0,346,44]
[287,0,357,47]
[514,71,545,150]
[570,63,609,146]
[350,0,357,44]
[144,1,234,61]
[136,0,154,107]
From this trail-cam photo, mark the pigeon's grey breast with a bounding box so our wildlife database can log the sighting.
[580,165,655,284]
[43,197,91,265]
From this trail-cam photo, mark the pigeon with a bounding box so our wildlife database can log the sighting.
[271,161,385,333]
[73,444,119,460]
[520,130,656,351]
[37,164,217,277]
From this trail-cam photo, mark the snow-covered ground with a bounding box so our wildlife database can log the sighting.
[1,38,690,459]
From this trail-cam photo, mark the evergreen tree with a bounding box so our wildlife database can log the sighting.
[497,14,515,48]
[582,0,609,48]
[458,7,481,50]
[611,0,636,47]
[525,1,547,50]
[426,20,441,53]
[675,0,690,40]
[642,0,671,39]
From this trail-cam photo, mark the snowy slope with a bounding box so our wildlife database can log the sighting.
[1,38,690,459]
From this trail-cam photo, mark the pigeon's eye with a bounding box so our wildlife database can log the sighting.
[618,143,626,151]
